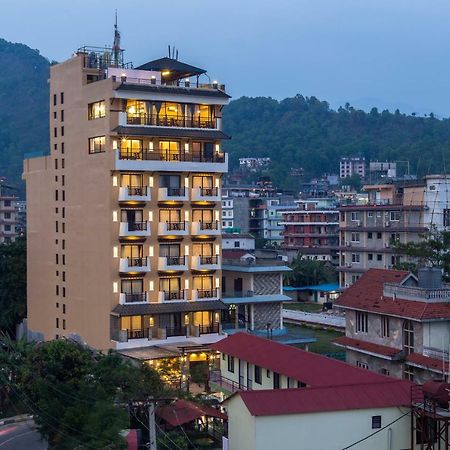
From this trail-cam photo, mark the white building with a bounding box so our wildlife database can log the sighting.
[222,233,255,251]
[221,197,234,229]
[340,157,366,179]
[424,174,450,230]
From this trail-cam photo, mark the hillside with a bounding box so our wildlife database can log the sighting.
[0,38,49,195]
[1,37,450,195]
[222,96,450,188]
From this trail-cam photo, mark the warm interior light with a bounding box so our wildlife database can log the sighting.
[162,70,171,76]
[184,280,189,289]
[184,210,189,221]
[113,282,118,293]
[148,211,153,221]
[112,176,118,187]
[149,281,154,291]
[113,246,118,258]
[149,246,154,257]
[185,245,189,256]
[112,211,118,222]
[128,106,136,115]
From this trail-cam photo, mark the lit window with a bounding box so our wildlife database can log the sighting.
[89,136,106,154]
[88,101,106,120]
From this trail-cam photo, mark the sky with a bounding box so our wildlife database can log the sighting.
[2,0,450,116]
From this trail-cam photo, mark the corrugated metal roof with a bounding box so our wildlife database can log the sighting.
[211,333,390,387]
[113,300,227,316]
[232,380,413,416]
[334,336,402,359]
[115,126,230,140]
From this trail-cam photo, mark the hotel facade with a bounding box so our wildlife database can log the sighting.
[24,45,230,350]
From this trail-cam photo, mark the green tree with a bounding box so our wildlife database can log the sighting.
[0,339,164,449]
[286,256,338,287]
[0,238,26,336]
[391,228,450,281]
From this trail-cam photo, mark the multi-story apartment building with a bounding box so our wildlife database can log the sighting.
[24,43,231,350]
[335,268,450,384]
[339,157,365,179]
[0,183,18,244]
[280,203,339,263]
[338,183,427,287]
[221,191,234,230]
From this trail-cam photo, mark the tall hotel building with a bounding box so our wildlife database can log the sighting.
[24,43,230,350]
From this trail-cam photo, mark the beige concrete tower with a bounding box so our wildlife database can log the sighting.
[24,43,230,350]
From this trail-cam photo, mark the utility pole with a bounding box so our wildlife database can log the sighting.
[147,397,157,450]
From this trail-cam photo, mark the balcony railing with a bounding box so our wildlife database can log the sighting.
[196,289,218,299]
[163,290,185,301]
[167,187,186,197]
[127,328,150,339]
[192,220,221,235]
[120,257,151,273]
[127,113,216,129]
[199,323,220,334]
[119,221,151,237]
[191,255,220,270]
[118,149,226,163]
[127,256,148,267]
[166,256,186,266]
[200,255,219,265]
[167,221,186,231]
[128,186,148,196]
[166,326,187,337]
[122,292,147,303]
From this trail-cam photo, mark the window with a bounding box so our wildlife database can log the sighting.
[377,232,382,239]
[4,212,10,219]
[381,316,390,338]
[350,212,360,221]
[356,361,368,370]
[60,92,64,104]
[61,110,64,122]
[56,318,59,328]
[273,372,280,389]
[444,209,450,227]
[356,311,368,333]
[54,127,57,138]
[267,369,270,378]
[4,225,10,231]
[234,241,240,248]
[88,101,106,120]
[351,253,360,263]
[368,211,374,218]
[389,211,400,221]
[368,253,373,261]
[351,232,360,242]
[403,320,414,355]
[62,319,66,330]
[372,416,382,429]
[377,254,382,261]
[380,368,390,376]
[254,365,262,384]
[298,381,307,388]
[61,126,64,137]
[404,364,414,381]
[53,94,57,106]
[89,136,106,154]
[367,232,373,239]
[390,233,400,242]
[227,355,234,373]
[222,353,225,361]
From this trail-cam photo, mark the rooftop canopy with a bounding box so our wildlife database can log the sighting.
[136,57,206,82]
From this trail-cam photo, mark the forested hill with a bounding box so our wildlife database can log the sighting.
[222,96,450,188]
[0,38,49,195]
[2,36,450,195]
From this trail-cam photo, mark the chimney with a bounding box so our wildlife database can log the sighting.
[417,267,442,289]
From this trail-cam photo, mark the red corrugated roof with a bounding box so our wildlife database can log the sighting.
[406,353,450,374]
[233,380,413,416]
[156,399,227,427]
[222,250,248,259]
[335,269,450,321]
[210,332,390,387]
[334,336,401,358]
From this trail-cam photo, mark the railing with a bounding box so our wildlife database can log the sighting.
[209,371,247,393]
[166,221,186,231]
[199,323,220,334]
[166,326,187,337]
[197,289,217,299]
[383,283,450,301]
[199,255,219,265]
[118,149,226,163]
[199,187,219,197]
[127,328,150,339]
[127,256,148,267]
[222,258,287,267]
[126,186,148,196]
[128,221,148,232]
[166,256,186,266]
[117,76,225,91]
[163,290,185,301]
[123,292,147,303]
[200,221,219,231]
[167,187,186,197]
[127,113,216,129]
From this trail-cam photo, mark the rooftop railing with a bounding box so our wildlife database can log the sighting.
[127,113,216,129]
[118,148,225,163]
[383,283,450,302]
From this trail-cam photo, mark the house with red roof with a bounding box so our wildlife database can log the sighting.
[214,332,421,450]
[334,268,450,383]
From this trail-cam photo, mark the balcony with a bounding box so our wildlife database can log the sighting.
[125,113,217,130]
[191,220,221,236]
[158,187,189,202]
[191,187,221,202]
[115,150,228,174]
[191,255,221,270]
[158,221,188,236]
[119,221,151,238]
[119,186,151,202]
[192,288,220,301]
[119,292,148,304]
[158,290,187,302]
[158,255,188,271]
[119,257,151,273]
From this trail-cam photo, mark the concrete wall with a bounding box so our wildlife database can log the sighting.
[253,273,279,295]
[253,303,282,330]
[226,397,418,450]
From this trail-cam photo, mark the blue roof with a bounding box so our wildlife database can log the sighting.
[222,265,292,273]
[284,283,341,292]
[222,294,292,305]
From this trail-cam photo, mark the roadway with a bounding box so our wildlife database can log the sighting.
[0,420,46,449]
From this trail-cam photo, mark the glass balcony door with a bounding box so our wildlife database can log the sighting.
[121,244,143,258]
[159,209,181,223]
[121,209,144,223]
[192,209,213,222]
[120,139,143,159]
[192,175,213,189]
[193,242,213,257]
[120,173,143,188]
[159,141,181,161]
[121,279,143,294]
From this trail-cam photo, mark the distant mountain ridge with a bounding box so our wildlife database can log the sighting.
[1,37,450,196]
[0,38,49,196]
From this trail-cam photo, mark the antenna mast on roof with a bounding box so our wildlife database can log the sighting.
[112,10,121,67]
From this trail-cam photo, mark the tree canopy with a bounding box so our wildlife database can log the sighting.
[285,256,338,287]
